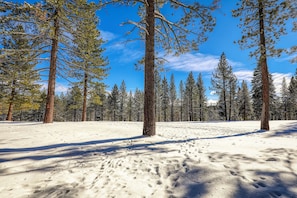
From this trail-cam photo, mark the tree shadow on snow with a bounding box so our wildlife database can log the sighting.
[0,135,200,162]
[269,121,297,137]
[206,148,297,198]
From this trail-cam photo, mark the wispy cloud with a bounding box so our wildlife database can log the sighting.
[272,72,292,95]
[234,70,254,82]
[40,82,69,94]
[105,40,143,63]
[100,30,117,42]
[164,53,243,72]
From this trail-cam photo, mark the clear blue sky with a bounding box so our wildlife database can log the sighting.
[10,0,297,102]
[97,0,297,103]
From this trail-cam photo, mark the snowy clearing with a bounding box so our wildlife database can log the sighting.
[0,121,297,198]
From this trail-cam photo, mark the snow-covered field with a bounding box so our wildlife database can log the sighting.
[0,121,297,198]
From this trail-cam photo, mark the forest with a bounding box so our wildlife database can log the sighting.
[0,1,297,132]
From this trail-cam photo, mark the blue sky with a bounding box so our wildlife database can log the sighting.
[96,1,296,103]
[9,0,297,102]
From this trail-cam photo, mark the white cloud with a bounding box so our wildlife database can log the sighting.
[100,30,117,41]
[164,53,243,72]
[40,82,69,94]
[164,53,219,72]
[272,72,292,95]
[210,91,216,95]
[234,70,254,82]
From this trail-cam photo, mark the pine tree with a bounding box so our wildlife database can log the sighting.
[196,73,207,121]
[67,84,83,121]
[0,25,40,121]
[169,74,177,121]
[280,77,289,120]
[119,80,127,121]
[123,0,218,135]
[127,91,133,121]
[233,0,295,130]
[288,71,297,119]
[154,70,162,122]
[161,76,169,121]
[108,84,120,121]
[134,88,144,121]
[251,63,278,120]
[238,81,253,120]
[67,0,108,122]
[185,72,196,121]
[211,53,237,121]
[179,80,184,121]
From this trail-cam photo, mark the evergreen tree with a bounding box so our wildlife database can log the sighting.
[119,80,127,121]
[67,84,83,121]
[134,88,144,121]
[179,80,184,121]
[108,84,120,121]
[233,0,295,130]
[288,71,297,119]
[185,72,196,121]
[0,25,40,121]
[133,0,218,135]
[238,81,253,120]
[280,77,289,120]
[196,73,207,121]
[67,0,108,122]
[211,53,237,121]
[154,70,162,122]
[161,76,169,121]
[251,63,278,120]
[127,91,133,121]
[169,74,177,121]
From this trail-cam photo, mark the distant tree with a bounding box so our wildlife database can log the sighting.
[288,71,297,119]
[196,73,207,121]
[238,81,253,120]
[127,91,133,121]
[179,80,184,121]
[67,84,83,121]
[233,0,295,130]
[154,70,162,122]
[185,72,196,121]
[169,74,177,121]
[119,80,127,121]
[108,84,120,121]
[211,53,237,121]
[161,76,169,121]
[280,77,289,120]
[134,88,144,121]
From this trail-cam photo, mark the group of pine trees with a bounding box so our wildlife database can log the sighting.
[0,0,108,122]
[1,0,297,135]
[4,52,297,123]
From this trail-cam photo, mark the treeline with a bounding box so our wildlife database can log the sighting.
[4,53,297,122]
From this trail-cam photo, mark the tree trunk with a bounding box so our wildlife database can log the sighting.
[82,72,88,121]
[143,0,155,136]
[44,10,59,123]
[259,0,270,130]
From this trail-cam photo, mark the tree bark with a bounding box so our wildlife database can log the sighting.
[44,10,59,123]
[82,72,88,121]
[259,0,270,130]
[143,0,155,136]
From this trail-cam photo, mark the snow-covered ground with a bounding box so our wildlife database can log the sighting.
[0,121,297,198]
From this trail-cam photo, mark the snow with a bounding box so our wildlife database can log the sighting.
[0,121,297,198]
